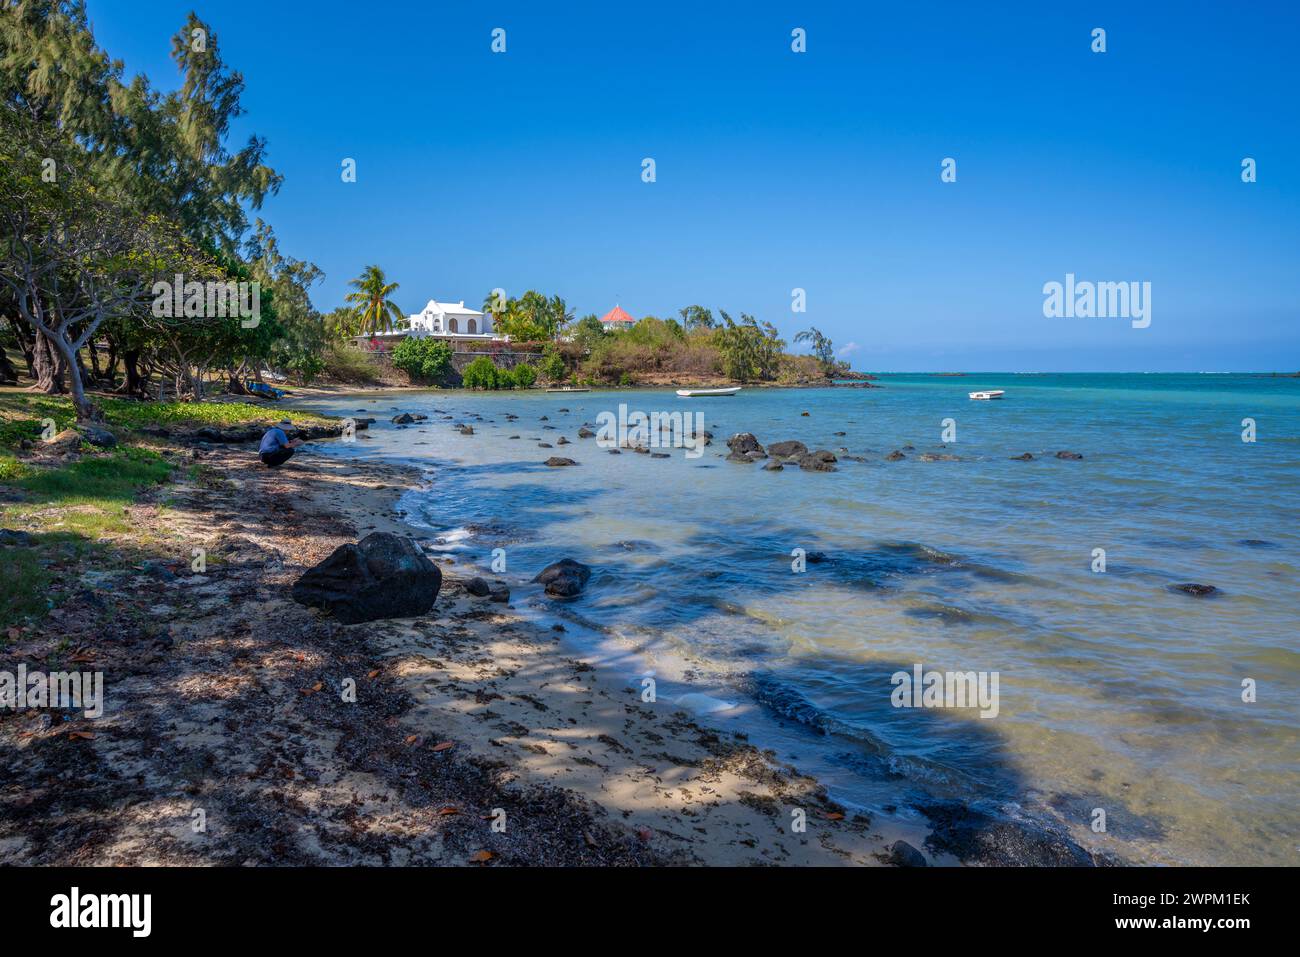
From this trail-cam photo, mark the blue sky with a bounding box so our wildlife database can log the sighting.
[87,0,1298,371]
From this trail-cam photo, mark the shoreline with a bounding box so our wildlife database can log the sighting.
[0,423,888,865]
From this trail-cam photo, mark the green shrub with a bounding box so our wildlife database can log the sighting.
[391,337,453,381]
[461,355,501,389]
[511,363,537,389]
[539,347,566,382]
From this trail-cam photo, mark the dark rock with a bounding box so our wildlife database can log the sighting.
[607,449,621,455]
[577,427,596,439]
[650,452,670,458]
[557,437,570,445]
[767,440,808,460]
[886,840,928,867]
[1010,453,1034,461]
[885,450,905,461]
[918,452,959,462]
[392,413,415,424]
[1055,451,1083,460]
[533,558,592,597]
[539,442,553,448]
[1170,583,1219,597]
[805,551,826,563]
[291,532,442,624]
[800,411,810,417]
[798,450,838,472]
[545,457,578,467]
[916,800,1104,867]
[459,425,474,435]
[726,433,766,458]
[77,425,117,448]
[762,462,784,471]
[466,577,492,597]
[489,586,510,603]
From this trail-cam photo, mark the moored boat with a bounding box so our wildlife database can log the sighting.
[969,389,1005,400]
[676,386,741,397]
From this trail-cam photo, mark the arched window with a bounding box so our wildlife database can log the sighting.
[448,318,458,333]
[467,318,477,334]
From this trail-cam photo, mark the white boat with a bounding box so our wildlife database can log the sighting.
[676,386,741,397]
[545,387,590,393]
[969,390,1005,400]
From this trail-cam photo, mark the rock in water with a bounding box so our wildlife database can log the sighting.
[533,558,592,597]
[798,450,838,471]
[725,432,766,462]
[767,440,808,460]
[1171,582,1219,597]
[391,413,415,424]
[1055,450,1083,460]
[886,841,928,867]
[545,456,578,467]
[466,577,491,597]
[1010,452,1034,461]
[292,532,442,623]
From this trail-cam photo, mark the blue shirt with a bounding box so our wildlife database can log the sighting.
[259,427,289,454]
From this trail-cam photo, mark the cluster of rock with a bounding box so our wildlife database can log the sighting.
[725,434,838,472]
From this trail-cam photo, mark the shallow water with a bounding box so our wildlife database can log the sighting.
[298,373,1299,865]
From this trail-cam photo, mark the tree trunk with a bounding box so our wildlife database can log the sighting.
[116,349,147,398]
[31,332,68,394]
[47,334,100,422]
[0,346,17,384]
[7,316,34,376]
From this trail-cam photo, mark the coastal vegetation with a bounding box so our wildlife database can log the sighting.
[0,3,858,421]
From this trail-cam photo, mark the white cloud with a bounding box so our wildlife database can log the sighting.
[837,341,860,357]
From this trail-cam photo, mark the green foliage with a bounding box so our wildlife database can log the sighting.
[571,314,606,350]
[539,346,567,382]
[679,305,716,331]
[483,290,572,342]
[391,336,453,381]
[461,355,501,389]
[345,265,404,334]
[510,363,537,388]
[712,311,785,382]
[794,326,836,371]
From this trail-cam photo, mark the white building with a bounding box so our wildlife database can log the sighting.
[407,299,494,338]
[349,298,501,353]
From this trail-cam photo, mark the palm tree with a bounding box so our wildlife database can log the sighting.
[345,265,405,334]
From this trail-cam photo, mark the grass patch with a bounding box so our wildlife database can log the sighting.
[13,445,171,504]
[1,446,176,629]
[0,391,337,441]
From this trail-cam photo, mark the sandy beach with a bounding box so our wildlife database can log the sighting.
[0,428,886,866]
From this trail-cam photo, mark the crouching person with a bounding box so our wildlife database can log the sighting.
[259,419,303,468]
